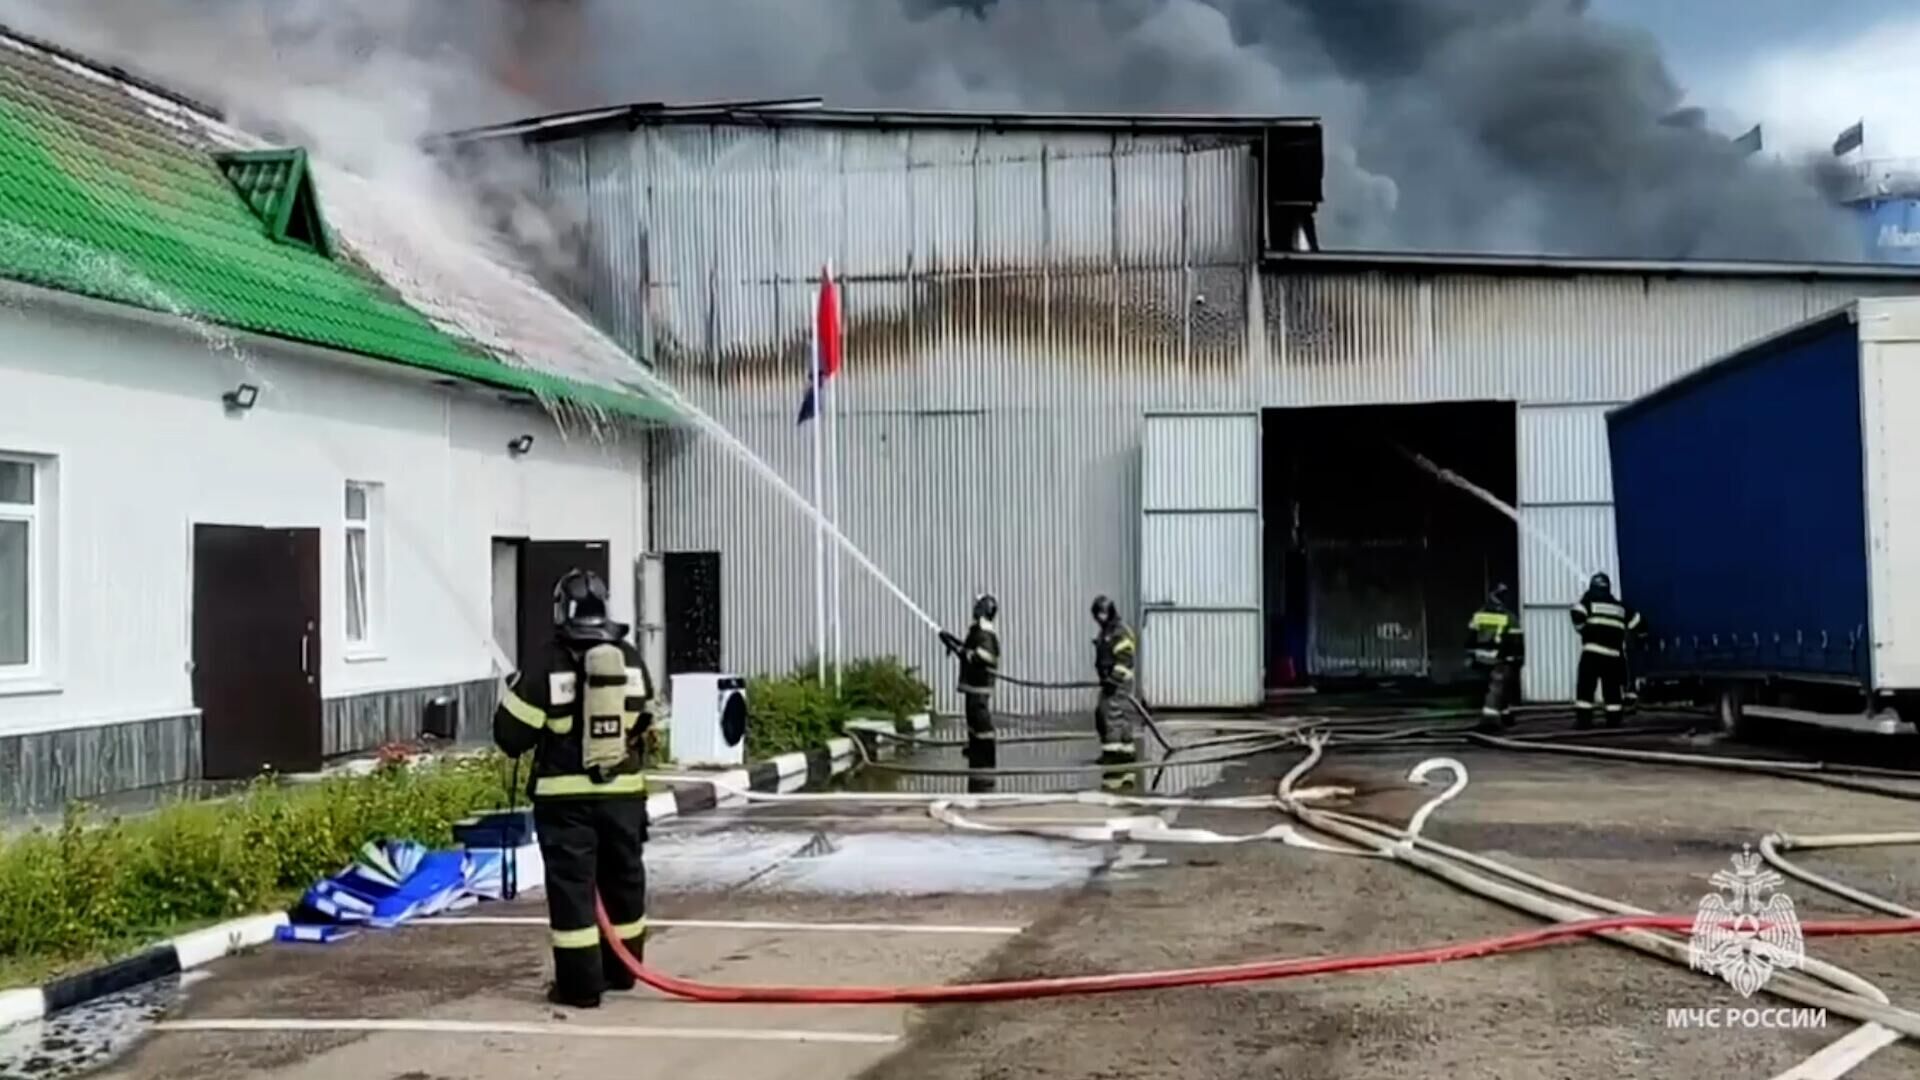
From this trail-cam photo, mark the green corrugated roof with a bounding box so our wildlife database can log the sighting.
[215,148,334,258]
[0,36,672,422]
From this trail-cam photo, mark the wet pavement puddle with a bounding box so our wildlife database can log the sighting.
[645,829,1115,895]
[0,974,202,1080]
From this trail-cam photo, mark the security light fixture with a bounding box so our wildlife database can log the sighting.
[508,434,534,456]
[222,383,259,411]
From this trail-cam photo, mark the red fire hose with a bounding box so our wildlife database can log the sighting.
[596,900,1920,1005]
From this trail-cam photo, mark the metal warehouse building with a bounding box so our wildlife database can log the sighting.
[447,103,1920,713]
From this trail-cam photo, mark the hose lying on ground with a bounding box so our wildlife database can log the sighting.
[1466,732,1920,802]
[629,715,1920,1069]
[1273,737,1920,1075]
[595,900,1920,1006]
[1761,832,1920,920]
[924,788,1370,852]
[846,730,1295,779]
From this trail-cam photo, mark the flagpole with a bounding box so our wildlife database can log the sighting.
[810,286,827,690]
[826,264,845,698]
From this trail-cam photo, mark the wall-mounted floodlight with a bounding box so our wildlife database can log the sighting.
[222,383,259,411]
[507,434,535,456]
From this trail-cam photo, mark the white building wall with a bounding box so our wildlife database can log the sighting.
[0,294,648,740]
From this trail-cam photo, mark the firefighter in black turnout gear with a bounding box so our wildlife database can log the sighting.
[1467,583,1525,733]
[1570,572,1644,729]
[493,569,657,1010]
[939,594,1002,772]
[1091,595,1139,791]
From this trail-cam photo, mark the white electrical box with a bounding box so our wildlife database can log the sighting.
[668,673,748,767]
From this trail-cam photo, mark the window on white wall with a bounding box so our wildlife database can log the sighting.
[1,454,46,673]
[344,481,384,652]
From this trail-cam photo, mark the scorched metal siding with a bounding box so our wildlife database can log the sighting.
[519,118,1920,707]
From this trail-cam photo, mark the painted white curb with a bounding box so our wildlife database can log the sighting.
[0,988,46,1029]
[646,791,680,822]
[824,736,855,759]
[906,713,933,733]
[771,752,810,779]
[172,913,291,971]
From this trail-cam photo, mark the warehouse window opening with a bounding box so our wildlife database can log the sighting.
[1261,402,1518,694]
[344,480,385,653]
[1,453,52,675]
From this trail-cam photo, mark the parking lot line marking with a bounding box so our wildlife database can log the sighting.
[415,916,1024,935]
[658,815,1108,827]
[152,1018,898,1045]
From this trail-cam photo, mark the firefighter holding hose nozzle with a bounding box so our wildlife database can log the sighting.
[1091,595,1139,791]
[493,569,656,1010]
[939,593,1002,772]
[1570,571,1645,730]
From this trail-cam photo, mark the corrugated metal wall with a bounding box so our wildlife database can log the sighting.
[1138,411,1264,707]
[527,120,1920,708]
[1516,404,1618,701]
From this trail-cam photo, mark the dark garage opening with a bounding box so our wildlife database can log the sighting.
[1262,402,1518,693]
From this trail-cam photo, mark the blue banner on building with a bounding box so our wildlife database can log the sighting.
[1854,199,1920,264]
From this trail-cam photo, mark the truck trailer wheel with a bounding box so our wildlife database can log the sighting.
[1713,684,1751,739]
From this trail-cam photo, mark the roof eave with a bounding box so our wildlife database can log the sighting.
[1262,249,1920,280]
[430,101,1321,149]
[0,273,682,426]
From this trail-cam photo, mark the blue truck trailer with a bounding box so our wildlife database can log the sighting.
[1607,299,1920,736]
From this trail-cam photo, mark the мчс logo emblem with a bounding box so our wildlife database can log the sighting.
[1687,845,1805,998]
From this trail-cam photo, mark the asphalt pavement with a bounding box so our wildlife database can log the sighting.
[9,708,1920,1080]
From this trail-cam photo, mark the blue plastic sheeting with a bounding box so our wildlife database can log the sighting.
[1608,314,1872,682]
[276,924,359,945]
[292,840,508,938]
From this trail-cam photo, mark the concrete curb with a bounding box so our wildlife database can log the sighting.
[845,714,932,758]
[645,738,858,820]
[0,911,291,1030]
[0,738,861,1032]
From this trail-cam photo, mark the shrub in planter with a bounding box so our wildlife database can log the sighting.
[746,673,851,759]
[839,655,933,722]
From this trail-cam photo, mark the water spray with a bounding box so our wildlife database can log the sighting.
[1391,443,1590,587]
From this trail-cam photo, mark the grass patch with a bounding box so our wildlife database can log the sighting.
[0,752,511,984]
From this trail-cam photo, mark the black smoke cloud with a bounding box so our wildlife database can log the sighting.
[0,0,1863,262]
[540,0,1859,261]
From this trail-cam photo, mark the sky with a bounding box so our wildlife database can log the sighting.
[1594,0,1920,158]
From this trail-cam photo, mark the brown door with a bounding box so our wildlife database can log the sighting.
[517,540,611,661]
[192,525,322,780]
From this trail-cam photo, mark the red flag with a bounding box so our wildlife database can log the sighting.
[818,265,842,380]
[797,265,843,424]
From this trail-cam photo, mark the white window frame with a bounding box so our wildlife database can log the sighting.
[0,451,54,687]
[343,480,386,660]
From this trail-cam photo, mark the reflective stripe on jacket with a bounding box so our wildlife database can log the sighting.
[1467,609,1525,666]
[1095,622,1137,690]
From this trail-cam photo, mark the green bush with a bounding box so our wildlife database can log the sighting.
[0,752,510,978]
[838,655,933,721]
[740,654,930,759]
[747,670,851,759]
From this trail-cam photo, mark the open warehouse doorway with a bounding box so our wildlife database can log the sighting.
[1262,402,1518,694]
